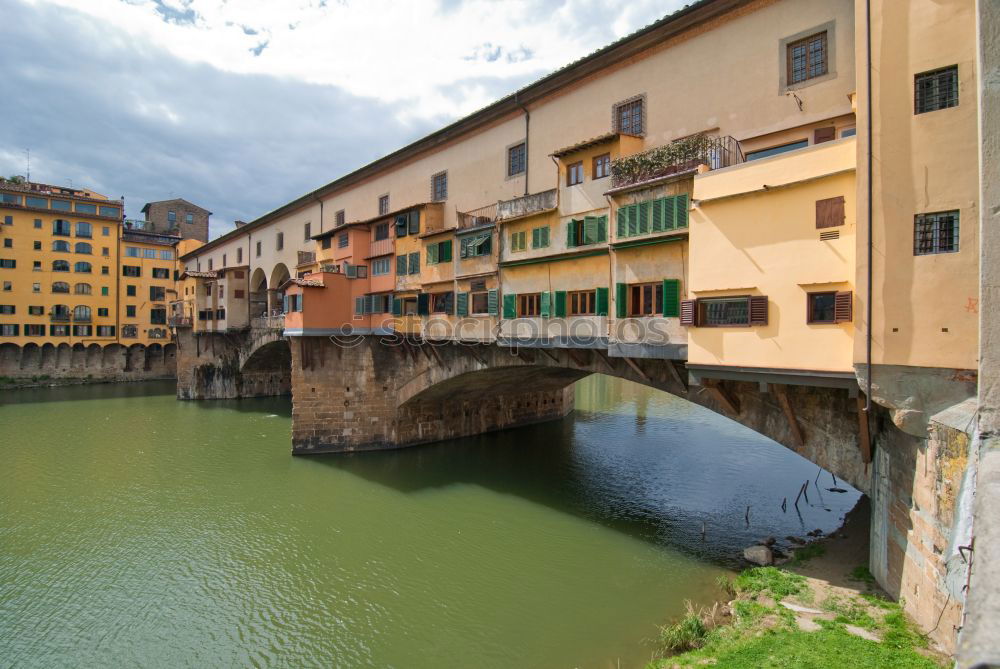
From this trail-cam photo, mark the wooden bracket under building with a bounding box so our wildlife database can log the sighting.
[774,385,805,449]
[664,360,686,391]
[467,344,486,366]
[702,378,740,417]
[593,349,615,373]
[536,346,560,364]
[427,342,448,371]
[622,356,651,382]
[857,394,873,464]
[566,347,590,368]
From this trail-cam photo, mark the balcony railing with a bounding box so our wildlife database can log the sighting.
[251,315,286,331]
[610,134,743,190]
[168,315,193,327]
[369,237,394,258]
[458,202,498,229]
[497,189,557,221]
[49,313,71,322]
[297,250,316,266]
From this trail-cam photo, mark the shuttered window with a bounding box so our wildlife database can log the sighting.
[510,230,527,252]
[568,290,595,315]
[531,226,549,249]
[431,292,454,314]
[517,293,541,317]
[460,234,491,258]
[408,252,420,275]
[567,216,607,247]
[690,296,768,327]
[616,194,688,239]
[816,196,845,229]
[396,255,408,275]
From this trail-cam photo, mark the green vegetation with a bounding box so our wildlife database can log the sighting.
[789,542,826,566]
[647,566,944,669]
[850,565,877,584]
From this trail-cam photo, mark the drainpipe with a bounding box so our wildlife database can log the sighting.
[516,92,530,197]
[865,0,874,413]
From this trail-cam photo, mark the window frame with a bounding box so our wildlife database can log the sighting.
[592,153,611,180]
[914,65,959,114]
[914,210,960,255]
[431,171,448,201]
[507,141,526,178]
[566,161,584,186]
[613,95,645,136]
[806,291,838,324]
[698,296,752,328]
[568,290,597,316]
[628,282,664,317]
[517,293,541,317]
[786,31,828,85]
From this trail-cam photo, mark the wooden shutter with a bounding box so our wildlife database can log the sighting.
[456,292,469,317]
[488,289,499,315]
[583,216,598,245]
[408,210,420,235]
[566,221,577,248]
[427,244,438,265]
[680,299,697,325]
[675,194,689,228]
[627,205,638,237]
[396,255,407,275]
[834,291,853,323]
[597,215,607,242]
[554,291,567,317]
[616,208,627,238]
[749,296,769,326]
[392,298,402,316]
[595,287,609,316]
[531,228,539,248]
[662,279,680,317]
[815,196,845,229]
[651,198,664,232]
[814,126,836,144]
[615,282,628,319]
[540,291,551,318]
[638,201,651,234]
[502,293,516,318]
[417,293,430,315]
[441,240,452,262]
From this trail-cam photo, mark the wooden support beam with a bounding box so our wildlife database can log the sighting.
[702,379,740,417]
[593,349,615,372]
[622,356,651,382]
[515,347,536,364]
[427,342,449,370]
[536,346,560,364]
[857,394,872,464]
[566,347,590,368]
[774,385,805,449]
[664,360,685,390]
[467,344,486,366]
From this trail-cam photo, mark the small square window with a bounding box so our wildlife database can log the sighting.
[915,66,958,114]
[126,305,136,317]
[507,142,526,177]
[34,219,42,229]
[914,211,959,255]
[787,32,828,85]
[807,292,837,323]
[3,239,11,248]
[33,241,41,250]
[567,162,583,186]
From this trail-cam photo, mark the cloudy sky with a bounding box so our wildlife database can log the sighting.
[3,0,684,239]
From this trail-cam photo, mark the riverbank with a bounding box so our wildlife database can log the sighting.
[0,374,174,389]
[645,501,950,668]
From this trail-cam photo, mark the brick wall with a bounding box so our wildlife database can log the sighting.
[144,201,209,243]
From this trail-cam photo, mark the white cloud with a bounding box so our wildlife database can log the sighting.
[29,0,683,121]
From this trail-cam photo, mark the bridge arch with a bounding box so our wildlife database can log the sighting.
[268,263,291,314]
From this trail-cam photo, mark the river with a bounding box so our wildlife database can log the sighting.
[0,375,860,668]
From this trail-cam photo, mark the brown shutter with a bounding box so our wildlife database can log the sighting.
[680,299,697,326]
[814,126,836,144]
[834,291,853,323]
[815,196,845,229]
[749,296,769,326]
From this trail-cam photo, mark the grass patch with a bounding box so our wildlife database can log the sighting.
[822,595,878,630]
[789,542,826,566]
[850,565,877,584]
[733,567,806,601]
[656,601,710,653]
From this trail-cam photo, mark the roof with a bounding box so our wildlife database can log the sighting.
[180,270,219,279]
[141,198,213,215]
[121,229,182,246]
[550,132,627,158]
[279,277,325,290]
[182,0,744,259]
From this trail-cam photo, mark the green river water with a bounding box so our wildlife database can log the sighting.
[0,375,859,668]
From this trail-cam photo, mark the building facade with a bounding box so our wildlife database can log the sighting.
[140,198,212,243]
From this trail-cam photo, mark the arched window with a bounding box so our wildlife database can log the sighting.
[122,325,138,338]
[51,304,70,319]
[52,260,70,272]
[74,261,92,273]
[52,219,71,236]
[52,281,70,293]
[74,242,92,254]
[52,240,70,252]
[74,283,92,295]
[75,221,92,238]
[73,305,92,321]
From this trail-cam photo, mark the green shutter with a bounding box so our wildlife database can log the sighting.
[488,289,499,315]
[409,252,419,274]
[397,255,407,275]
[392,297,402,316]
[583,216,598,245]
[502,293,516,318]
[417,293,430,315]
[676,193,689,228]
[616,208,626,238]
[427,244,438,265]
[597,215,607,242]
[595,287,609,316]
[441,240,452,262]
[615,282,628,319]
[554,291,567,317]
[460,237,469,258]
[566,220,577,248]
[627,204,638,236]
[540,227,549,247]
[638,201,650,234]
[651,198,664,232]
[531,228,539,248]
[540,291,551,318]
[662,279,680,317]
[456,292,469,316]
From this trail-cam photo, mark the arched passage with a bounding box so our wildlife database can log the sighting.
[250,268,268,319]
[268,263,291,315]
[235,338,292,397]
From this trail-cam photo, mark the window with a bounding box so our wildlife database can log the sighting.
[75,242,92,254]
[304,222,311,240]
[50,324,69,336]
[123,265,141,277]
[531,226,549,249]
[2,281,9,291]
[567,161,583,186]
[51,304,70,319]
[375,222,390,240]
[275,231,284,251]
[408,251,419,275]
[73,304,92,321]
[814,126,836,144]
[32,282,41,293]
[0,324,18,336]
[614,97,644,135]
[426,240,452,265]
[52,282,69,293]
[51,200,70,211]
[0,258,13,269]
[222,254,227,267]
[32,261,41,271]
[76,203,97,215]
[510,230,527,252]
[566,216,607,247]
[840,127,857,138]
[915,66,958,114]
[321,237,332,250]
[397,255,409,275]
[150,286,166,301]
[593,153,611,180]
[816,196,845,229]
[569,290,597,316]
[284,294,303,313]
[97,326,115,337]
[53,240,70,252]
[616,195,689,238]
[52,260,68,272]
[372,257,391,276]
[237,248,243,264]
[152,267,170,279]
[74,261,92,273]
[33,241,41,250]
[185,212,194,224]
[150,308,167,324]
[2,215,10,225]
[745,140,808,161]
[99,207,118,219]
[507,142,526,177]
[72,325,92,337]
[627,283,664,316]
[379,195,390,216]
[27,197,46,209]
[806,291,853,324]
[122,325,137,338]
[518,293,541,317]
[3,239,10,248]
[471,291,491,315]
[234,289,245,299]
[101,286,108,296]
[787,32,827,85]
[431,171,448,201]
[338,233,349,248]
[0,194,20,205]
[914,211,959,255]
[74,283,91,295]
[256,241,262,257]
[143,249,156,260]
[168,210,176,223]
[24,324,44,336]
[102,247,109,256]
[689,296,768,327]
[460,233,491,258]
[126,285,136,297]
[102,226,110,235]
[126,305,136,318]
[431,292,454,314]
[98,308,108,317]
[34,219,42,229]
[0,304,12,314]
[101,266,109,275]
[125,247,140,258]
[75,221,92,238]
[28,305,43,315]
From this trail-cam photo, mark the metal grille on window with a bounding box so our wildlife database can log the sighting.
[915,66,958,114]
[616,99,643,135]
[787,32,827,84]
[508,143,526,176]
[914,211,959,255]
